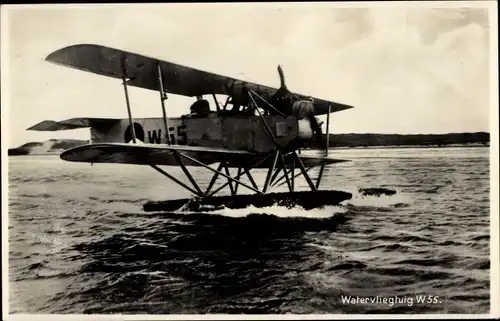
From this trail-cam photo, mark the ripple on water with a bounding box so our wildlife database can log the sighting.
[8,148,490,314]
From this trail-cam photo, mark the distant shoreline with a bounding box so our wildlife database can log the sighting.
[308,132,490,149]
[327,143,489,150]
[8,139,89,156]
[8,132,490,156]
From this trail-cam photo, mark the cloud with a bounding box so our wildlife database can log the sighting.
[301,7,490,134]
[4,5,492,147]
[407,8,489,45]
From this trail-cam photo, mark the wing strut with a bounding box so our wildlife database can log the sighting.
[325,103,331,155]
[157,63,172,145]
[248,89,285,117]
[247,91,278,146]
[122,75,136,143]
[121,58,136,144]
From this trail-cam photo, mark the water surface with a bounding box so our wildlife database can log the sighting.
[8,147,490,314]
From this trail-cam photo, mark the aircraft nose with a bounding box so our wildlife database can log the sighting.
[297,119,314,141]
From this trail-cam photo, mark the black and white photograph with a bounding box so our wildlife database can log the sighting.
[2,2,498,318]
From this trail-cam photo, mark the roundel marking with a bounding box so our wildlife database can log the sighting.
[124,122,145,143]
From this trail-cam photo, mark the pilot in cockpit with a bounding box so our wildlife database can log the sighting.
[190,95,211,117]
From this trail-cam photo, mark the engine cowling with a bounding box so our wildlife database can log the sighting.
[297,118,314,140]
[269,66,323,143]
[292,99,322,142]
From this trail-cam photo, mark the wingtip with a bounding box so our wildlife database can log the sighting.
[59,150,69,161]
[45,51,57,63]
[45,45,73,63]
[45,45,75,65]
[342,104,355,111]
[316,102,354,115]
[45,44,101,63]
[26,120,56,131]
[59,142,96,162]
[335,103,355,113]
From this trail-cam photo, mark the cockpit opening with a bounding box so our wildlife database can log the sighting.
[189,96,211,117]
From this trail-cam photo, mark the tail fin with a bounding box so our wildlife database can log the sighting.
[27,118,120,131]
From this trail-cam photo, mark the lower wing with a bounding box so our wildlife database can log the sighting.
[60,143,349,168]
[60,143,254,167]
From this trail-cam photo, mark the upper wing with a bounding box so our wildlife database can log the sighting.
[27,117,121,131]
[45,44,353,116]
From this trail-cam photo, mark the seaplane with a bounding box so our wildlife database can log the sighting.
[28,44,355,212]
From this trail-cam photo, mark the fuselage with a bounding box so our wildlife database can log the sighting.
[90,115,314,154]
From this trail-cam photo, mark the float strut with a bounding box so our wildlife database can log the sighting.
[245,168,259,190]
[177,152,263,195]
[294,152,317,192]
[207,153,273,197]
[204,163,225,196]
[273,162,318,189]
[315,162,326,189]
[234,167,243,194]
[223,164,235,196]
[149,164,202,197]
[278,152,292,192]
[269,166,283,186]
[262,151,279,193]
[172,152,203,195]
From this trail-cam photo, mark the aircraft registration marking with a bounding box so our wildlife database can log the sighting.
[147,125,187,145]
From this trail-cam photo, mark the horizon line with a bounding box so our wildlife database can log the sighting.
[8,131,490,149]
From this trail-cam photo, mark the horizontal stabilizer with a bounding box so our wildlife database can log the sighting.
[27,118,120,131]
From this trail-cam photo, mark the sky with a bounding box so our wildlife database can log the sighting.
[2,2,496,148]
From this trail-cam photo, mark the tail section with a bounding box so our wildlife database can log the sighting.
[27,118,121,131]
[27,117,191,145]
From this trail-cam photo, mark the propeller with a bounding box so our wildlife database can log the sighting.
[273,65,323,145]
[276,65,301,100]
[277,65,287,89]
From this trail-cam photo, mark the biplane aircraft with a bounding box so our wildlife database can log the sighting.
[28,44,355,211]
